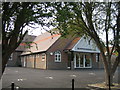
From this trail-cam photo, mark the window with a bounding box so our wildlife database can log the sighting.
[54,51,61,62]
[36,54,39,57]
[96,54,99,62]
[42,53,46,61]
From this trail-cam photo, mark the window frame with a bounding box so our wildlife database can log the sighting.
[54,51,61,62]
[96,53,99,62]
[42,53,46,61]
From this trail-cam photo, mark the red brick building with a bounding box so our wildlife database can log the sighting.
[20,31,104,70]
[7,34,36,67]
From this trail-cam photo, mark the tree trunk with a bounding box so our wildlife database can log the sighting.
[105,71,114,86]
[2,54,11,74]
[100,53,114,86]
[112,54,120,76]
[105,53,120,86]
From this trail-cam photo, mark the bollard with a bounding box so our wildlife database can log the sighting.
[72,79,74,90]
[108,75,111,90]
[11,82,14,90]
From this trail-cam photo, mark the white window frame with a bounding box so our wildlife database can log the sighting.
[54,51,61,62]
[23,56,26,67]
[74,53,92,68]
[42,53,46,61]
[96,54,99,62]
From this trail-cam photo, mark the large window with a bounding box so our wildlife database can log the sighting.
[54,51,61,62]
[75,53,92,68]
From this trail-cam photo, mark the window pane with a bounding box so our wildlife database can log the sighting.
[85,55,91,67]
[55,51,61,62]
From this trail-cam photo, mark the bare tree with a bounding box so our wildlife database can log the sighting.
[53,2,120,85]
[2,2,53,74]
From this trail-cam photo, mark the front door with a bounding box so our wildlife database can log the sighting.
[74,53,92,68]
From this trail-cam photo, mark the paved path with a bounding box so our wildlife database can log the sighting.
[2,67,119,89]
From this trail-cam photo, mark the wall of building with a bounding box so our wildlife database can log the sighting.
[91,53,98,69]
[7,34,36,67]
[21,53,47,69]
[46,51,68,69]
[26,55,34,68]
[91,53,104,69]
[35,53,46,69]
[46,36,104,70]
[20,34,105,70]
[46,37,74,70]
[98,54,104,68]
[7,51,22,67]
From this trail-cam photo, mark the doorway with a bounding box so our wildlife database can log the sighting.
[74,53,92,68]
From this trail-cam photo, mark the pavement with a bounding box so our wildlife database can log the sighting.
[1,67,119,89]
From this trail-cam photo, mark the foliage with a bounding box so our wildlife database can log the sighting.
[52,2,120,85]
[2,2,53,73]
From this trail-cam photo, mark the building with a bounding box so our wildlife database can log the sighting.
[20,31,104,70]
[7,33,36,67]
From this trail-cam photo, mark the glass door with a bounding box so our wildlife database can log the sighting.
[85,55,91,68]
[80,54,84,67]
[74,53,92,68]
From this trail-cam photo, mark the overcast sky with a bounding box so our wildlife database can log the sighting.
[26,24,113,43]
[23,24,54,36]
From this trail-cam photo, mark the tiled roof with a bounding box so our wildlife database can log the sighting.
[16,34,36,51]
[20,30,82,55]
[65,37,80,50]
[21,31,61,55]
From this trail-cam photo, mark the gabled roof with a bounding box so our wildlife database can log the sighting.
[65,37,80,50]
[21,31,61,55]
[16,34,36,51]
[21,31,100,55]
[72,36,100,53]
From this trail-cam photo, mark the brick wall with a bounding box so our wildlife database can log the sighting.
[35,53,46,69]
[26,55,34,68]
[91,53,104,69]
[47,37,74,69]
[21,53,47,69]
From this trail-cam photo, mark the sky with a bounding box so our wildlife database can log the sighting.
[24,24,54,36]
[23,2,114,42]
[26,24,113,43]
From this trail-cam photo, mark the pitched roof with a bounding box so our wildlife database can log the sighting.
[46,34,79,51]
[71,36,100,53]
[16,34,36,51]
[65,37,80,50]
[21,31,61,55]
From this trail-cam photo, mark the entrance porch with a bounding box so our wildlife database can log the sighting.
[74,52,92,68]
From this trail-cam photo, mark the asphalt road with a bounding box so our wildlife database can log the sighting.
[2,67,119,89]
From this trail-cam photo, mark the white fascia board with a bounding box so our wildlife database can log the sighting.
[72,36,84,51]
[71,49,100,53]
[72,35,100,53]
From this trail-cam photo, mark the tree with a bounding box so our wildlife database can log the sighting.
[2,2,53,74]
[52,2,120,85]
